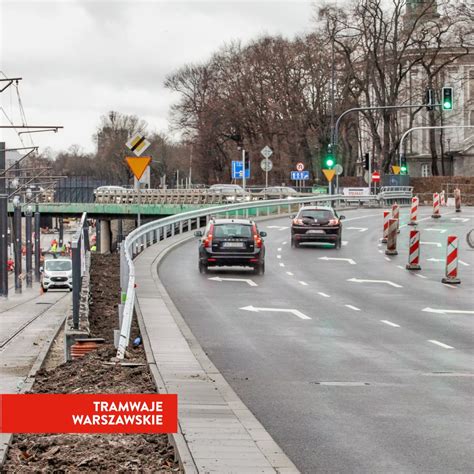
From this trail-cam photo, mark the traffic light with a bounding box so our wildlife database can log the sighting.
[324,154,335,169]
[243,151,250,170]
[400,155,408,174]
[425,89,434,111]
[363,152,370,170]
[442,87,453,110]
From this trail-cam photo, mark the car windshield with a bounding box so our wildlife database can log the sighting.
[45,260,72,271]
[213,224,252,238]
[299,209,334,220]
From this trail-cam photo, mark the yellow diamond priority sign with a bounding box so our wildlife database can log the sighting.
[126,133,151,157]
[392,165,401,175]
[322,169,336,182]
[125,156,151,180]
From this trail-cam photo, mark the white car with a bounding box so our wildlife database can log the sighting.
[208,184,252,202]
[41,258,73,292]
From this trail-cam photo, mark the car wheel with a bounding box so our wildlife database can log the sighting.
[42,286,48,293]
[69,288,73,292]
[199,261,208,274]
[255,262,265,275]
[335,235,342,249]
[291,237,299,248]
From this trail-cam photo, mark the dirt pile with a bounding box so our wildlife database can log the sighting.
[3,253,181,473]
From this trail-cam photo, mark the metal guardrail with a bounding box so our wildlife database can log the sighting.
[116,189,413,358]
[71,212,90,329]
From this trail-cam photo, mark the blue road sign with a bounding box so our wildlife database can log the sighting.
[291,171,309,180]
[232,161,250,179]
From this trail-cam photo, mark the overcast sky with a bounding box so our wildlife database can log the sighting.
[0,0,315,155]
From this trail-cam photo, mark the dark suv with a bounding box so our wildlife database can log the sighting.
[291,206,345,249]
[195,219,266,274]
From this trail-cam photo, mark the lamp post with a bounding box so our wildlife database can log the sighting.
[0,141,7,297]
[12,195,22,294]
[34,203,41,282]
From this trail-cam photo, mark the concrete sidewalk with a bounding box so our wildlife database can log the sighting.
[134,234,299,473]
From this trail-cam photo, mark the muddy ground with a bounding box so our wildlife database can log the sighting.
[3,253,180,473]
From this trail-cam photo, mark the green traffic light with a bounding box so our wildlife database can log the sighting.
[443,101,452,110]
[326,158,334,167]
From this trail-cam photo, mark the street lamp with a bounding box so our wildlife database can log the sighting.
[12,195,22,294]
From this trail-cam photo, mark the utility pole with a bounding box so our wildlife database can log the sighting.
[13,197,22,294]
[25,205,33,288]
[242,148,246,191]
[34,204,41,282]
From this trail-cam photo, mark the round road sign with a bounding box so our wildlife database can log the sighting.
[296,162,305,172]
[371,171,381,182]
[334,164,343,176]
[260,158,273,172]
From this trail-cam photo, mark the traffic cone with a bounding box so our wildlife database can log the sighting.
[454,188,461,213]
[408,197,418,226]
[432,193,441,219]
[392,203,400,233]
[382,210,390,243]
[385,218,398,255]
[406,230,421,270]
[442,235,461,284]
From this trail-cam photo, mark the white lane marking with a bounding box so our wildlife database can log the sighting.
[318,292,330,298]
[277,247,282,252]
[282,241,288,245]
[421,242,442,248]
[422,307,474,315]
[397,265,404,270]
[378,243,382,247]
[277,255,282,259]
[279,263,285,267]
[286,271,294,276]
[345,304,360,311]
[380,320,400,328]
[426,228,447,233]
[299,281,308,286]
[385,257,391,262]
[459,260,470,267]
[346,227,368,232]
[347,278,402,288]
[343,214,379,222]
[428,340,454,349]
[415,274,427,279]
[401,212,456,229]
[427,258,443,262]
[318,257,356,265]
[443,283,458,289]
[267,226,288,230]
[342,241,348,246]
[451,217,469,222]
[240,305,311,320]
[378,250,384,254]
[208,277,257,287]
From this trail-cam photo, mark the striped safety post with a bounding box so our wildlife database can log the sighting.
[392,203,400,233]
[408,197,418,226]
[440,190,446,207]
[385,218,398,255]
[442,235,461,284]
[406,229,421,270]
[382,210,390,243]
[454,188,461,213]
[431,193,441,219]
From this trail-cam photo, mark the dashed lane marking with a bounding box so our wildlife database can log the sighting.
[299,281,308,286]
[385,257,391,262]
[397,265,404,270]
[282,241,287,245]
[345,304,361,311]
[277,255,282,259]
[286,271,294,276]
[428,340,454,349]
[277,248,282,252]
[318,292,330,298]
[279,263,285,267]
[415,274,427,279]
[380,320,400,328]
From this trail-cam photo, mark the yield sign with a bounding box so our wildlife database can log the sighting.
[322,169,336,182]
[125,156,151,180]
[392,165,401,175]
[372,171,381,182]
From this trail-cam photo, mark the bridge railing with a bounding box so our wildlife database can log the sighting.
[116,190,414,358]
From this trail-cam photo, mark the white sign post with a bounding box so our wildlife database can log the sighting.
[260,146,273,189]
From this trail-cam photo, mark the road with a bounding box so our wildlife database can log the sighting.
[159,207,474,473]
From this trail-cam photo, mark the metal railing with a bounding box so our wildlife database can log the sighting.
[71,212,90,329]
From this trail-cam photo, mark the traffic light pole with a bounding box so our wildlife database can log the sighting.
[399,125,474,165]
[242,148,246,191]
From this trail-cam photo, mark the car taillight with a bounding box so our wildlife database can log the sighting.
[252,225,262,248]
[329,218,339,225]
[293,218,304,225]
[204,223,214,248]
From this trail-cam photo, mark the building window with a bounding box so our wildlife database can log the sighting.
[421,164,430,177]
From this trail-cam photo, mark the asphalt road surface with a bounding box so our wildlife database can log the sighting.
[160,207,474,473]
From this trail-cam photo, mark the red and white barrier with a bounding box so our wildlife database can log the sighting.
[385,218,398,255]
[406,230,421,270]
[440,190,446,207]
[454,188,461,213]
[392,203,400,233]
[408,197,418,226]
[382,210,390,243]
[431,193,441,219]
[442,235,461,284]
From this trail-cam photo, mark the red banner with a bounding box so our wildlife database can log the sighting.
[1,394,177,433]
